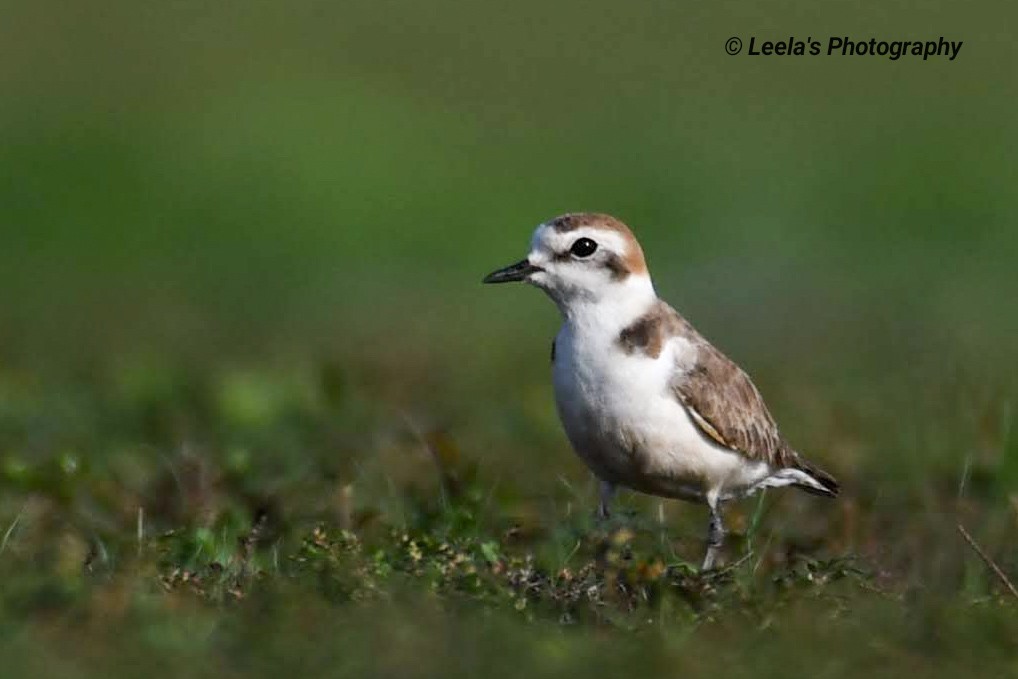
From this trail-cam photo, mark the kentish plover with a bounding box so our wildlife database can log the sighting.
[483,213,838,570]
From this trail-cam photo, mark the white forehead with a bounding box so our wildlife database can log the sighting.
[529,223,631,256]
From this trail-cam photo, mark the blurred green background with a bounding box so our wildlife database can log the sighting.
[1,0,1017,676]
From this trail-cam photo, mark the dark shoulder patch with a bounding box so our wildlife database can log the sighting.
[617,301,692,359]
[618,308,665,358]
[550,339,556,363]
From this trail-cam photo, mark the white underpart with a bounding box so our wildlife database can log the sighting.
[551,296,778,503]
[526,221,801,505]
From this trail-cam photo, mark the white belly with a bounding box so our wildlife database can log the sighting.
[552,325,771,502]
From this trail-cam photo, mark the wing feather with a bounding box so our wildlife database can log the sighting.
[663,308,797,468]
[617,301,838,496]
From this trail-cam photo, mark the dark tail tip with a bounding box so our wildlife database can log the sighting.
[795,459,840,498]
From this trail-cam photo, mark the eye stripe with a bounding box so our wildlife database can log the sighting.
[603,252,630,280]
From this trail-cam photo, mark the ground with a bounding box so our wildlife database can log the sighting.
[0,353,1016,678]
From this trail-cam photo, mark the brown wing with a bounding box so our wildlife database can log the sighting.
[670,329,797,469]
[638,303,838,494]
[617,300,799,469]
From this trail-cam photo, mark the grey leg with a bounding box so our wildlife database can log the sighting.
[701,500,725,571]
[597,481,616,521]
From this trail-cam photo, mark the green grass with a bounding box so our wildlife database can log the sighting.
[0,359,1016,677]
[1,0,1018,675]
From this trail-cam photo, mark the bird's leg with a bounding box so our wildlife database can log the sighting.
[597,481,616,521]
[701,500,725,571]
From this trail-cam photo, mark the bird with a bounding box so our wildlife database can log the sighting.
[482,212,838,570]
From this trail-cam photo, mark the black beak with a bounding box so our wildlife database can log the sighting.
[482,259,541,284]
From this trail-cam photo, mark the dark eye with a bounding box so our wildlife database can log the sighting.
[569,237,598,258]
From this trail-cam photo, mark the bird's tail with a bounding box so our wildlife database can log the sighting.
[792,457,840,498]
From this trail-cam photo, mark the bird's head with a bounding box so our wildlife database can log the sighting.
[483,213,655,315]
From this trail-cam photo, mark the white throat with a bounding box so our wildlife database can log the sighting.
[553,274,657,336]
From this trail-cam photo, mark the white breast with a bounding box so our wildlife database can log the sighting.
[552,322,770,502]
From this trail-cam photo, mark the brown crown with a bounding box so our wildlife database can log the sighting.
[548,213,648,278]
